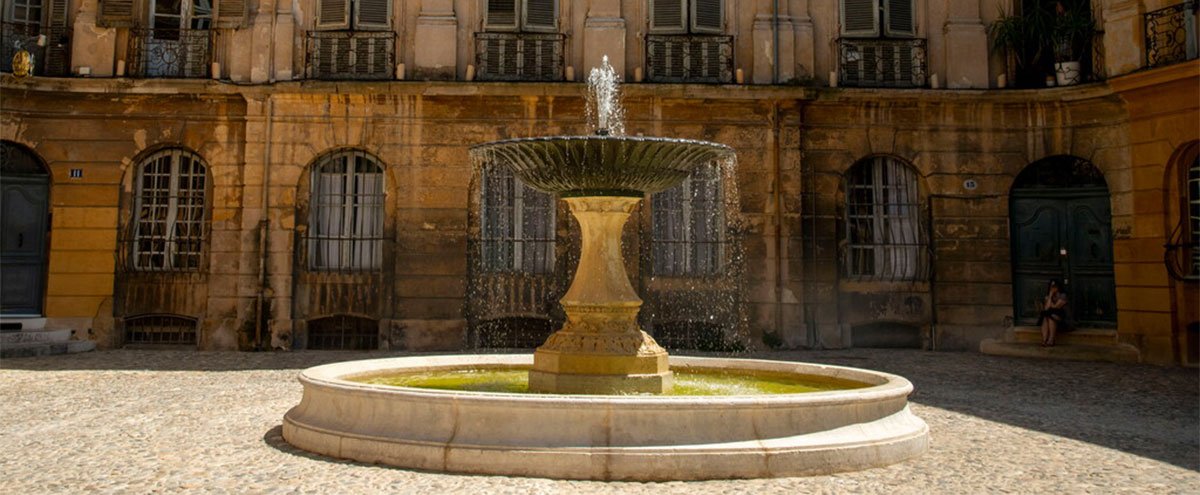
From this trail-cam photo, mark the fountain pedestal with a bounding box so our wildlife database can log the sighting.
[528,197,673,394]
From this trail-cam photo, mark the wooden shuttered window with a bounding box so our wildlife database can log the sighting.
[649,0,686,33]
[214,0,249,28]
[318,0,351,29]
[98,0,139,27]
[522,0,556,32]
[485,0,519,31]
[354,0,391,30]
[841,0,915,37]
[884,0,914,37]
[690,0,722,34]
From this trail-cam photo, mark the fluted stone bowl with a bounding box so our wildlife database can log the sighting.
[469,136,735,197]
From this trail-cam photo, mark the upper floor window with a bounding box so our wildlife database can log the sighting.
[480,165,556,274]
[2,0,70,75]
[651,163,724,277]
[149,0,212,30]
[307,0,395,79]
[131,149,208,272]
[316,0,390,30]
[649,0,723,34]
[840,0,915,38]
[484,0,557,33]
[307,150,385,272]
[843,156,927,281]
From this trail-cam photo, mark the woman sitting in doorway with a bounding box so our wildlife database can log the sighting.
[1038,279,1070,346]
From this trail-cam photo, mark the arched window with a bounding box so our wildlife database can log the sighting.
[306,150,385,271]
[124,314,197,345]
[480,165,556,273]
[132,148,208,272]
[306,314,378,350]
[843,156,927,281]
[652,162,724,276]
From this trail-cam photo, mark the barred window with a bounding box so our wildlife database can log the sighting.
[1189,156,1199,275]
[844,156,927,281]
[652,162,724,276]
[132,149,207,271]
[124,314,197,345]
[307,150,385,271]
[481,165,556,273]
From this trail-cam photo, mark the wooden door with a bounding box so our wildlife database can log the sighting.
[0,175,49,315]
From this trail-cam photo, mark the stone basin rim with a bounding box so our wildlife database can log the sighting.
[296,354,914,405]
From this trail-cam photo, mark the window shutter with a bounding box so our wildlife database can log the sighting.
[485,0,518,31]
[97,0,138,28]
[840,0,879,37]
[690,0,722,34]
[649,0,687,34]
[354,0,391,30]
[522,0,556,33]
[214,0,249,28]
[883,0,914,37]
[317,0,351,29]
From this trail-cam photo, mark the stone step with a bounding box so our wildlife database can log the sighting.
[0,328,71,345]
[1007,326,1118,346]
[0,317,47,332]
[0,339,95,359]
[980,339,1140,364]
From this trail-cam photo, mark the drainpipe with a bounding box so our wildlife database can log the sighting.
[772,103,785,346]
[773,0,780,84]
[255,97,275,350]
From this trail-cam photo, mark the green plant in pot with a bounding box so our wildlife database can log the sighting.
[1050,0,1096,86]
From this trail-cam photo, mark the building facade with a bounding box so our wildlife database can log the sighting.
[0,0,1196,365]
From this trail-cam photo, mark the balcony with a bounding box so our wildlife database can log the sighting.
[1,22,70,76]
[306,31,395,81]
[127,28,213,78]
[1145,1,1198,69]
[474,32,565,82]
[645,34,734,84]
[838,38,927,88]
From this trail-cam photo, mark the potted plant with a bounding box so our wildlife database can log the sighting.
[1050,0,1096,86]
[989,3,1054,88]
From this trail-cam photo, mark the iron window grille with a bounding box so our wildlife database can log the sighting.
[838,37,927,88]
[127,28,213,78]
[645,34,734,84]
[1166,155,1200,281]
[129,149,208,272]
[1145,1,1199,69]
[480,164,556,273]
[843,157,929,281]
[651,162,725,276]
[305,150,386,272]
[474,32,565,82]
[124,314,198,345]
[1,21,69,76]
[306,314,378,350]
[306,30,395,80]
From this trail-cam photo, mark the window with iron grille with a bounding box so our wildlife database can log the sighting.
[837,0,924,87]
[476,0,563,81]
[645,0,732,83]
[126,0,214,78]
[1,0,71,75]
[124,314,197,345]
[651,162,724,276]
[843,156,928,281]
[839,0,914,38]
[131,149,207,272]
[306,314,378,350]
[306,150,386,272]
[1189,156,1199,276]
[481,165,556,273]
[308,0,394,79]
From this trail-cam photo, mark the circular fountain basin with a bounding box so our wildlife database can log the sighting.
[282,355,929,480]
[469,136,734,197]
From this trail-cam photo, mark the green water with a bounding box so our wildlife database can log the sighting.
[354,368,868,396]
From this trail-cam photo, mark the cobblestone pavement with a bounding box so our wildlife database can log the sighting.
[1,349,1196,494]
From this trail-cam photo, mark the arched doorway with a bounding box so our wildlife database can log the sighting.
[1010,156,1116,327]
[0,141,50,315]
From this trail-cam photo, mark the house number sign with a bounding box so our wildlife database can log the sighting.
[962,179,978,191]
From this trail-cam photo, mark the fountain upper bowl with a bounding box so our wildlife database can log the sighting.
[469,135,735,197]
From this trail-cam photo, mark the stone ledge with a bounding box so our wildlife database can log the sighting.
[980,339,1140,364]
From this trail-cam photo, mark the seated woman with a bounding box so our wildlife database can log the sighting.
[1037,279,1069,347]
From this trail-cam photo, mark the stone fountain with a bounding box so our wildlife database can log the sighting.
[281,58,929,480]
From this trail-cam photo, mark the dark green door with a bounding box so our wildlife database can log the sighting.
[1011,189,1116,327]
[1,142,50,316]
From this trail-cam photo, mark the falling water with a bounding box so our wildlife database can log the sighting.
[585,56,625,136]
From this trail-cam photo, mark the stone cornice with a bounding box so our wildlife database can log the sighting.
[1107,59,1200,94]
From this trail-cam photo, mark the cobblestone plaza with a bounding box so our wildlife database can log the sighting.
[1,349,1196,493]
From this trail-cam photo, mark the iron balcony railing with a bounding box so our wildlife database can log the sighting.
[645,34,734,84]
[838,38,927,88]
[474,32,565,82]
[128,28,213,78]
[1,22,70,76]
[307,31,395,80]
[1145,1,1199,69]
